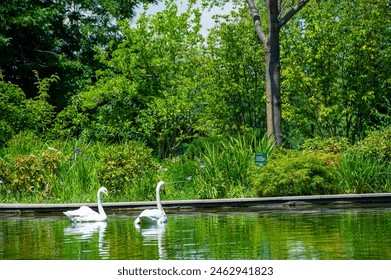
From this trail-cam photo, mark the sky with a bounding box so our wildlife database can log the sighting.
[134,0,235,36]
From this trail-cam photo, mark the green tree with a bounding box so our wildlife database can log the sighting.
[0,76,55,146]
[202,5,266,135]
[0,0,157,110]
[246,0,310,145]
[206,0,311,145]
[281,0,391,144]
[54,1,206,157]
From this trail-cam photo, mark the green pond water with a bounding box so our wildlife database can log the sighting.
[1,206,391,260]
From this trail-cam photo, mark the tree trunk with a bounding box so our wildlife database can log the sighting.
[265,40,283,146]
[247,0,310,146]
[265,1,283,145]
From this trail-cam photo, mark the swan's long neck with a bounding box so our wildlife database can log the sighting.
[156,185,163,212]
[97,190,105,215]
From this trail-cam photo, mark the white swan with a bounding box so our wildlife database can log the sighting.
[64,187,109,222]
[134,181,167,225]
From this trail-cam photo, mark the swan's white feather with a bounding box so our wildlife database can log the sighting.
[134,181,167,225]
[64,187,109,222]
[64,206,97,217]
[135,209,167,225]
[64,206,106,222]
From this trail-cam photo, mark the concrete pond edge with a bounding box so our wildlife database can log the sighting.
[1,193,391,213]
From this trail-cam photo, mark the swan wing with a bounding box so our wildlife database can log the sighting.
[64,206,107,222]
[64,206,97,217]
[73,213,107,222]
[135,209,167,225]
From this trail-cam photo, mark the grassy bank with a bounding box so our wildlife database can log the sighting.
[0,127,390,204]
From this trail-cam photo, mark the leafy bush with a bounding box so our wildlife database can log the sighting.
[5,149,62,197]
[96,141,159,196]
[53,104,91,139]
[0,78,55,146]
[255,150,339,197]
[0,157,10,194]
[301,137,350,154]
[0,132,63,199]
[0,81,28,145]
[352,126,391,161]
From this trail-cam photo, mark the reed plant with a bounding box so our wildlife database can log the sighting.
[156,156,198,200]
[189,132,275,198]
[58,145,100,202]
[336,152,391,193]
[336,126,391,193]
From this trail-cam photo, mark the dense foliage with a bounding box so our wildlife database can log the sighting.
[0,75,56,144]
[255,150,339,197]
[281,0,390,145]
[0,0,390,202]
[0,127,389,202]
[0,0,157,109]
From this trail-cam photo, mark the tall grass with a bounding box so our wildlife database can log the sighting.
[58,147,100,202]
[191,132,275,198]
[155,156,198,200]
[337,152,391,193]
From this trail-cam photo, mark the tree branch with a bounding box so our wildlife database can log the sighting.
[247,0,266,45]
[278,0,310,28]
[278,0,282,15]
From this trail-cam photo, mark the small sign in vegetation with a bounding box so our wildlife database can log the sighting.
[254,153,267,166]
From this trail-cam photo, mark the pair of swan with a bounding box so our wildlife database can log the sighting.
[63,181,167,225]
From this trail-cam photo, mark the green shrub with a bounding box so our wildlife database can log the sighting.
[0,157,10,196]
[352,126,391,161]
[0,78,55,146]
[0,133,62,200]
[96,141,159,196]
[255,150,339,197]
[53,104,90,139]
[301,137,350,154]
[6,149,63,197]
[0,81,29,145]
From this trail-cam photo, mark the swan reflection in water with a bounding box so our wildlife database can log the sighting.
[135,223,167,260]
[64,221,109,259]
